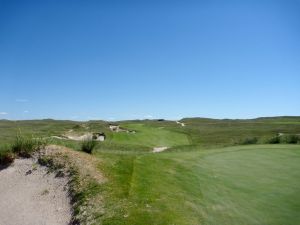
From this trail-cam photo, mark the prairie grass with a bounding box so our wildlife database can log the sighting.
[81,139,97,154]
[0,145,14,166]
[11,134,46,157]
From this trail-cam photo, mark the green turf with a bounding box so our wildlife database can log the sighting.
[95,145,300,225]
[108,123,190,148]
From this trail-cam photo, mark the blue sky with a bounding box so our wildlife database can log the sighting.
[1,0,299,121]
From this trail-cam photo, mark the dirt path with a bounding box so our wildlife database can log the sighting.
[0,158,71,225]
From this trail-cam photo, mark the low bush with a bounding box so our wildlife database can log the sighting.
[73,124,81,129]
[265,135,281,144]
[280,134,300,144]
[11,135,46,157]
[81,139,97,154]
[240,137,258,145]
[263,134,300,144]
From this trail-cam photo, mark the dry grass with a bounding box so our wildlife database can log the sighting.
[43,145,105,183]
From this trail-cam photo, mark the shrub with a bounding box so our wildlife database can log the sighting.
[280,134,299,144]
[81,139,97,154]
[11,135,46,157]
[0,146,14,166]
[73,124,81,129]
[265,135,280,144]
[240,137,258,145]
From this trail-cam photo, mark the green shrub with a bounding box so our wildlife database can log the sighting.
[81,139,97,154]
[73,124,81,129]
[265,135,281,144]
[240,137,258,145]
[0,146,14,166]
[280,135,299,144]
[11,135,46,157]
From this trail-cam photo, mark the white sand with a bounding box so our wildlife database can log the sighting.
[176,121,185,127]
[153,147,169,153]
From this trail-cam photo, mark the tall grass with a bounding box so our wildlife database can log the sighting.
[0,145,14,166]
[81,139,97,154]
[11,135,46,157]
[239,134,300,145]
[280,134,300,144]
[264,135,280,144]
[238,137,258,145]
[264,134,300,144]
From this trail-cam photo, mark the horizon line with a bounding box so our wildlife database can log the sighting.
[1,115,300,122]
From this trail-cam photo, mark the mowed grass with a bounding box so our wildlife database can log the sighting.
[95,145,300,225]
[191,145,300,225]
[108,123,190,148]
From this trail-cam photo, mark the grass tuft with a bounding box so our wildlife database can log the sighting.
[81,139,98,154]
[0,145,14,166]
[11,134,46,157]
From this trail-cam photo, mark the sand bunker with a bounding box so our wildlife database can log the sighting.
[153,147,169,153]
[0,158,71,225]
[109,125,136,133]
[176,121,185,127]
[52,132,106,142]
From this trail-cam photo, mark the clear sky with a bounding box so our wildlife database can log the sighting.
[1,0,299,121]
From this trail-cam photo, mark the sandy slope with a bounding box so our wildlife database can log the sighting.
[0,158,71,225]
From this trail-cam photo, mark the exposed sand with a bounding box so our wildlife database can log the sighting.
[65,133,92,141]
[0,158,71,225]
[153,147,169,153]
[51,133,105,141]
[176,121,185,127]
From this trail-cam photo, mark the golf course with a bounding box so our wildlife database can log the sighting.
[0,117,299,225]
[2,1,299,224]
